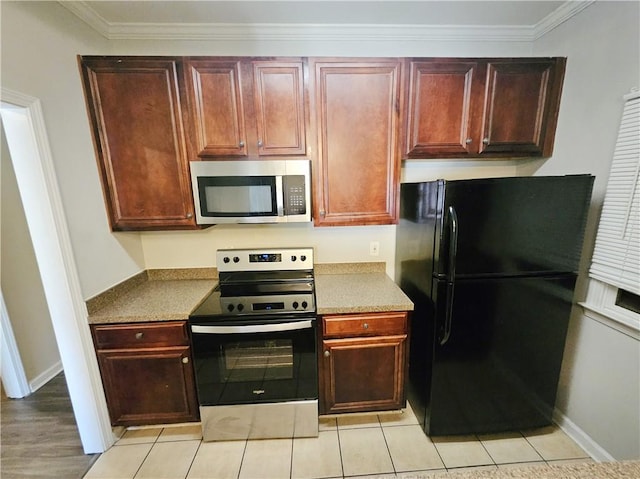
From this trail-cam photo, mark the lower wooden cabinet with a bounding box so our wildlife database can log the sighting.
[319,312,409,414]
[91,321,199,426]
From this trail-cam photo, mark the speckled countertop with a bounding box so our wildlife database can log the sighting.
[86,263,413,324]
[86,269,217,324]
[315,262,414,315]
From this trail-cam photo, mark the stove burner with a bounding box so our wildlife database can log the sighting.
[191,247,316,319]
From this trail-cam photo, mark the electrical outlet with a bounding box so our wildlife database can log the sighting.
[369,241,380,256]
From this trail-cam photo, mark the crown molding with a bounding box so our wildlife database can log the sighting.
[533,0,596,40]
[61,1,112,36]
[59,1,594,43]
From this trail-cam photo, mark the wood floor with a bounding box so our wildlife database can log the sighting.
[1,373,99,479]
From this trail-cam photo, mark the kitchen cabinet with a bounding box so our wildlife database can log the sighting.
[309,58,404,226]
[405,57,566,158]
[79,56,197,231]
[319,311,409,414]
[80,55,566,231]
[184,58,308,158]
[91,321,199,426]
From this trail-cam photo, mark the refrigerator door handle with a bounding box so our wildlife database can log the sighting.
[441,206,459,345]
[442,283,454,345]
[446,206,458,283]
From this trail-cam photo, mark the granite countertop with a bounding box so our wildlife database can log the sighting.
[86,269,217,324]
[315,263,414,315]
[86,263,413,324]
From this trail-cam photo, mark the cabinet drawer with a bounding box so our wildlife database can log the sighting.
[322,312,407,338]
[92,321,189,349]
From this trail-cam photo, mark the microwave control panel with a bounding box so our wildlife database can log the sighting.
[283,175,307,215]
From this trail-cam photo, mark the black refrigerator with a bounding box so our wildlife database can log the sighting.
[395,175,594,436]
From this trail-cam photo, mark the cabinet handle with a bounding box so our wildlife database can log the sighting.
[324,350,330,358]
[239,141,245,147]
[482,138,490,144]
[319,209,325,217]
[363,323,369,329]
[182,357,189,364]
[257,140,263,148]
[186,212,193,219]
[135,332,144,340]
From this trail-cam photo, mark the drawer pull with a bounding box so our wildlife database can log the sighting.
[182,357,189,364]
[135,332,144,340]
[363,323,369,329]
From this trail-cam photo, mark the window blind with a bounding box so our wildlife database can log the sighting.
[589,90,640,295]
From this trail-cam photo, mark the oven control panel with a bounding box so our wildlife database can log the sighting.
[220,293,316,315]
[217,248,314,272]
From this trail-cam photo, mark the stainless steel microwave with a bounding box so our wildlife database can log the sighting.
[190,160,311,224]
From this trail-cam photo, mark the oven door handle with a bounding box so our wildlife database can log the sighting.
[191,320,314,335]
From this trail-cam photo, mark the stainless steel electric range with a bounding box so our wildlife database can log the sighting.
[189,247,318,441]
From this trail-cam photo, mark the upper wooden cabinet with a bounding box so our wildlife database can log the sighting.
[183,58,308,158]
[309,58,404,226]
[405,57,566,159]
[405,60,483,158]
[79,56,197,231]
[80,55,566,231]
[480,58,565,156]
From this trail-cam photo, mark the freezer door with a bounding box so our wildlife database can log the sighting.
[397,181,442,291]
[435,175,594,278]
[423,274,576,436]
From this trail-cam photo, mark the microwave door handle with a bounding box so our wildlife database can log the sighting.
[276,176,284,216]
[191,320,313,335]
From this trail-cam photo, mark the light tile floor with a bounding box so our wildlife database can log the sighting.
[83,404,592,479]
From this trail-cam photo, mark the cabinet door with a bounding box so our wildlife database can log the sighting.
[310,59,404,226]
[80,57,196,230]
[405,60,483,157]
[185,59,249,157]
[479,58,565,157]
[253,61,307,156]
[96,346,199,426]
[321,335,407,414]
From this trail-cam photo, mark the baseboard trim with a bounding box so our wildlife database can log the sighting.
[553,407,615,462]
[29,361,64,393]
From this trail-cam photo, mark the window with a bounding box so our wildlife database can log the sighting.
[583,90,640,338]
[616,289,640,315]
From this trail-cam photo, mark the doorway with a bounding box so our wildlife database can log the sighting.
[1,130,61,397]
[1,89,113,453]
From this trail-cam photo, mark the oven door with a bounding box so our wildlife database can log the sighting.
[190,316,318,406]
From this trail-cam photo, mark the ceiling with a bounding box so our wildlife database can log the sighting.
[59,1,594,40]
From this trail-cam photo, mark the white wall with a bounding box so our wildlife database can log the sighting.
[0,1,145,300]
[530,1,640,461]
[1,129,61,387]
[106,32,533,58]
